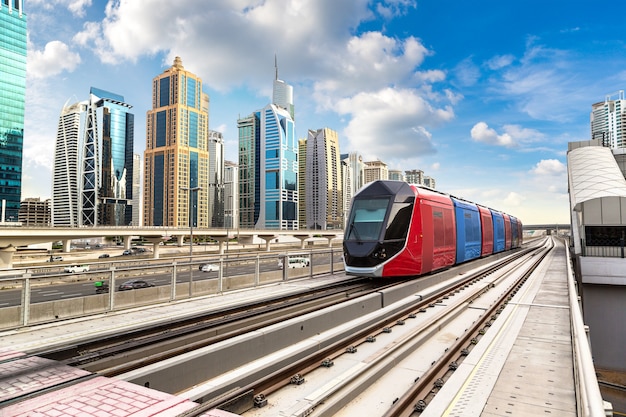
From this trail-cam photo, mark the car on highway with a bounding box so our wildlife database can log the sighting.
[278,256,310,269]
[122,250,132,255]
[48,256,63,262]
[199,263,219,272]
[98,253,110,258]
[64,265,90,273]
[118,279,155,291]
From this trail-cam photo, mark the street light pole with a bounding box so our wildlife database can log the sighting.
[181,186,201,297]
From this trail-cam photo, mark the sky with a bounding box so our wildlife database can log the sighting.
[21,0,626,225]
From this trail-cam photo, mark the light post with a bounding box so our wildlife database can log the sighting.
[181,186,201,297]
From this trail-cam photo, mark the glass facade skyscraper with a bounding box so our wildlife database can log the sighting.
[238,60,298,230]
[51,88,134,226]
[238,103,298,230]
[144,57,210,227]
[0,0,26,222]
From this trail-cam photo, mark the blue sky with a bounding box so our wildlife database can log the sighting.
[22,0,626,224]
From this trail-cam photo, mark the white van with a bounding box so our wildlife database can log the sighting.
[278,256,310,269]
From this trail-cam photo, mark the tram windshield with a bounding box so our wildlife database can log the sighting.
[346,198,390,241]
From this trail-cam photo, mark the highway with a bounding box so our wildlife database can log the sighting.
[0,251,338,307]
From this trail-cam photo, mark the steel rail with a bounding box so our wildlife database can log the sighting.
[176,246,541,417]
[382,239,554,417]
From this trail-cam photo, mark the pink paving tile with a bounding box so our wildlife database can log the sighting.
[0,355,91,403]
[1,376,198,417]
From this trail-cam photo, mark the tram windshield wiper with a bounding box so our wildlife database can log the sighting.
[348,222,362,241]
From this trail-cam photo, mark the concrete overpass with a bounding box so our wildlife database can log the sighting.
[0,226,344,269]
[523,223,570,231]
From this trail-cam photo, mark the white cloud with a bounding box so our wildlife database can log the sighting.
[485,38,601,123]
[453,57,480,87]
[529,159,567,194]
[375,0,416,19]
[28,0,92,17]
[485,54,514,70]
[503,191,525,206]
[27,41,81,79]
[530,159,566,176]
[335,87,454,160]
[470,122,515,147]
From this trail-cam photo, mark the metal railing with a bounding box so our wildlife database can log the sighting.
[581,239,626,258]
[0,248,345,330]
[565,241,612,416]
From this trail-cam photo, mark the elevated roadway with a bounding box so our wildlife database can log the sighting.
[0,226,343,268]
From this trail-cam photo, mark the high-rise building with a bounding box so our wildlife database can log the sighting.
[591,91,626,148]
[224,160,239,229]
[364,160,388,184]
[298,138,307,229]
[304,128,342,230]
[83,88,134,226]
[273,56,294,120]
[208,130,224,227]
[341,153,365,195]
[18,197,50,226]
[52,88,134,226]
[132,153,142,226]
[341,158,352,228]
[0,0,26,223]
[389,170,404,182]
[237,113,259,228]
[52,101,85,226]
[144,57,210,227]
[237,64,298,230]
[423,176,436,189]
[405,169,424,185]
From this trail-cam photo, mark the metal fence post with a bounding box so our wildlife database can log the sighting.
[108,266,115,311]
[21,274,31,327]
[171,261,177,301]
[255,254,260,286]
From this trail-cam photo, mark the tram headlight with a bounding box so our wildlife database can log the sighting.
[372,247,386,259]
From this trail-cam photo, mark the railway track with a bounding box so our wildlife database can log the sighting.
[155,239,551,416]
[40,277,385,375]
[3,239,550,416]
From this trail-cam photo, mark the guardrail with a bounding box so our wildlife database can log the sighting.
[565,241,611,416]
[0,248,345,330]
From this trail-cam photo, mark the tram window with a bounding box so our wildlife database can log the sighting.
[347,198,389,240]
[385,202,413,240]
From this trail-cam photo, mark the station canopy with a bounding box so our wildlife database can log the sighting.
[568,146,626,212]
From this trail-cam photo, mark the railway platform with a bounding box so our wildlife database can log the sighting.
[0,241,610,416]
[420,240,608,416]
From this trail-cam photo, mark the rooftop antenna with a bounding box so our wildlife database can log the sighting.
[275,54,278,80]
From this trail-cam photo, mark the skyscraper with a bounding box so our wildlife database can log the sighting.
[144,57,210,227]
[304,128,342,230]
[224,160,239,229]
[364,160,388,183]
[208,130,224,227]
[0,0,26,222]
[591,91,626,148]
[83,88,134,226]
[238,62,298,230]
[52,88,134,226]
[298,138,307,229]
[52,101,85,226]
[132,153,142,226]
[237,113,259,228]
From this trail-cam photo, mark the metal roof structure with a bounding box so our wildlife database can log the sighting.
[567,145,626,211]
